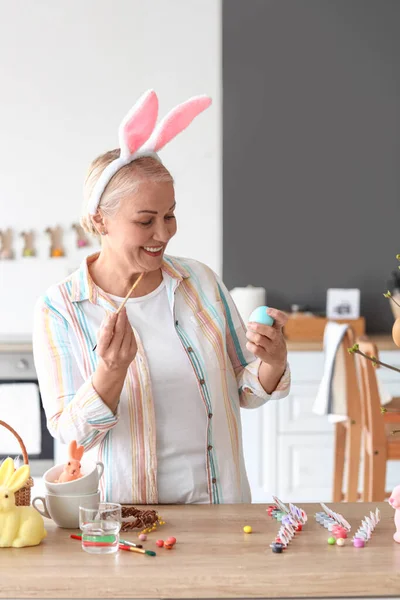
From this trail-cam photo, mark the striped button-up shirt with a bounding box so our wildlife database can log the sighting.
[33,254,290,504]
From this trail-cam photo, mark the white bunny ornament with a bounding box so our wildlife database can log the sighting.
[0,457,47,548]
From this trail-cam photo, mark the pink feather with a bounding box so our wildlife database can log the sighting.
[119,90,159,158]
[145,95,212,153]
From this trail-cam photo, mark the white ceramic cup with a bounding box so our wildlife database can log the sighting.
[43,461,104,496]
[32,491,100,529]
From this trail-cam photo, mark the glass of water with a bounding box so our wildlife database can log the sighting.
[79,502,122,554]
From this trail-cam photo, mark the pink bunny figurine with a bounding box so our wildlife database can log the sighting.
[56,441,84,483]
[389,484,400,542]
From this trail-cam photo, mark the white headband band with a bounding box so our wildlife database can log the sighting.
[87,90,212,215]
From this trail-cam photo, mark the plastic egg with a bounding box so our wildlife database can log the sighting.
[353,537,365,548]
[392,317,400,348]
[243,525,252,534]
[166,536,176,545]
[327,537,336,545]
[248,306,274,327]
[332,526,347,539]
[336,538,345,546]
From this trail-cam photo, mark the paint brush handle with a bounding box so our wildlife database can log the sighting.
[73,539,153,555]
[116,272,145,315]
[92,272,144,351]
[127,546,156,556]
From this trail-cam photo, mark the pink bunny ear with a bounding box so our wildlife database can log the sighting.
[118,90,159,159]
[68,440,77,459]
[143,95,212,154]
[68,440,84,460]
[75,445,85,461]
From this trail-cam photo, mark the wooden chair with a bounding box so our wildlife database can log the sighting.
[356,338,400,501]
[332,328,363,502]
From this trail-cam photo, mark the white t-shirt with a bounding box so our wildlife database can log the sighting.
[108,280,209,504]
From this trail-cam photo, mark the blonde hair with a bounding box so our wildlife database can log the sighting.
[81,150,174,236]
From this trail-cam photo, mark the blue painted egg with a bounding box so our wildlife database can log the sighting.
[248,306,274,326]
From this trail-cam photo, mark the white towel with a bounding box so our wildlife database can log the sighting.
[313,322,349,423]
[313,322,393,423]
[0,383,41,455]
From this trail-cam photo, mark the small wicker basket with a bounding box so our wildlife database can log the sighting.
[0,420,34,506]
[120,506,160,532]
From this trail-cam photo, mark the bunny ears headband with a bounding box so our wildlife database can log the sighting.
[87,90,212,215]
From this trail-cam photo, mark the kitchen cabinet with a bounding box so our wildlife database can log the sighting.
[241,337,400,503]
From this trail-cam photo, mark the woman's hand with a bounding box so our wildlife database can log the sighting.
[96,308,137,372]
[91,308,136,413]
[245,307,288,393]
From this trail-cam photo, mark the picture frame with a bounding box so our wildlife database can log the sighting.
[326,288,360,320]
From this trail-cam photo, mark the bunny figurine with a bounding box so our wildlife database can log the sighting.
[0,457,47,547]
[71,223,89,248]
[45,226,64,257]
[56,441,84,483]
[0,228,14,259]
[21,230,36,257]
[389,485,400,543]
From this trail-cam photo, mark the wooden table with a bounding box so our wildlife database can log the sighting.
[2,503,400,599]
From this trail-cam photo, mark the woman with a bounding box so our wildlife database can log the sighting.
[33,91,290,504]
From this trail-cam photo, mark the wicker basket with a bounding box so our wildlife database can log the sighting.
[0,420,34,506]
[120,506,160,532]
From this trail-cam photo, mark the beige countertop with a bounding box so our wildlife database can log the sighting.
[1,502,399,599]
[286,334,398,352]
[0,335,34,353]
[1,335,398,354]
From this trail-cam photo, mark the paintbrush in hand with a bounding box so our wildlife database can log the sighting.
[92,272,145,351]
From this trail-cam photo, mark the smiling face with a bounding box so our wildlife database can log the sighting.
[101,180,177,273]
[83,152,177,275]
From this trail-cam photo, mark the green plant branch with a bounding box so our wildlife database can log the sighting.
[346,253,400,435]
[348,344,400,434]
[381,409,400,434]
[383,290,400,309]
[380,406,400,414]
[348,344,400,375]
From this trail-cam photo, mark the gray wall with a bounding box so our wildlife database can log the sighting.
[223,0,400,333]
